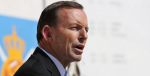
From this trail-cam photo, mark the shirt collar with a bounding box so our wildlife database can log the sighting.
[38,46,66,76]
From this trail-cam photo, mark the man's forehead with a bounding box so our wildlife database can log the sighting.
[58,7,84,16]
[57,7,88,28]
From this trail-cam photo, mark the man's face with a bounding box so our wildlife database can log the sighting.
[51,8,88,63]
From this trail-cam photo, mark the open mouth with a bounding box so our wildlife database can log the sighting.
[76,46,83,50]
[74,45,84,50]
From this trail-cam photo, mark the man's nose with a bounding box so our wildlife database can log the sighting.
[78,29,88,42]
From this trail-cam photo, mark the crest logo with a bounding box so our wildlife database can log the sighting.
[0,15,37,76]
[1,26,25,76]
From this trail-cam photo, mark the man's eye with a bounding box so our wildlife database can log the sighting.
[71,27,76,29]
[86,30,88,33]
[71,27,79,30]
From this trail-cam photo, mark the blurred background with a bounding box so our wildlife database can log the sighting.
[0,0,150,76]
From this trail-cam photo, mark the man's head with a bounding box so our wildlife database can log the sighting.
[37,1,83,43]
[37,1,88,67]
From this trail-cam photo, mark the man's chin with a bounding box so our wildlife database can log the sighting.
[72,55,82,61]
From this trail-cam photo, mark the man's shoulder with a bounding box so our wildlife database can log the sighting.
[23,54,45,69]
[14,48,52,76]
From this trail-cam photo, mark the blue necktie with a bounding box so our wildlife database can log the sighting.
[64,70,68,76]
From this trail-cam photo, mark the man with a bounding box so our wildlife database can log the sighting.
[14,1,88,76]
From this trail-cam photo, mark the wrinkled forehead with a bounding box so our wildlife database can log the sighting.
[57,7,88,26]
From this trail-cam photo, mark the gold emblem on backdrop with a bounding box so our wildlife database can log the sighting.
[1,26,26,76]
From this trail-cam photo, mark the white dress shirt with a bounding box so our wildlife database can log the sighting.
[38,47,68,76]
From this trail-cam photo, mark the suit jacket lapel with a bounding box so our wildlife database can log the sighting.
[33,47,61,76]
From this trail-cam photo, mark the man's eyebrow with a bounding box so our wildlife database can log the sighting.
[85,27,89,30]
[75,21,89,30]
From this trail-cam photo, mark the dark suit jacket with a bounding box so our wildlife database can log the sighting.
[14,47,61,76]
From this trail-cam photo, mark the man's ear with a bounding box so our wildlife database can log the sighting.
[42,25,53,42]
